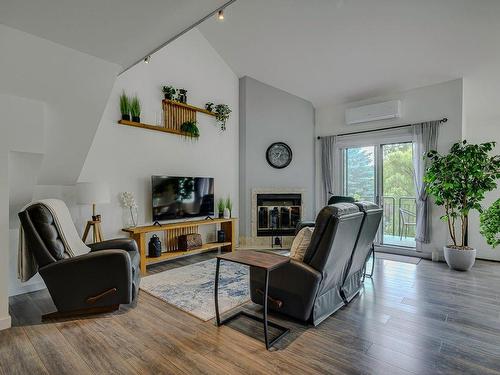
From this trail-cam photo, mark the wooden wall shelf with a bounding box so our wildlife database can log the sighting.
[123,218,237,275]
[118,100,216,137]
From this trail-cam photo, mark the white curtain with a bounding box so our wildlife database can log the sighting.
[412,121,440,244]
[321,136,336,205]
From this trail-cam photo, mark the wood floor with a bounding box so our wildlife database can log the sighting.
[3,252,500,375]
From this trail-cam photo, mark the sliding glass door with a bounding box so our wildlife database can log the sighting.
[341,140,417,250]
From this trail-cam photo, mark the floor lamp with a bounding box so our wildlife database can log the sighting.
[76,182,111,244]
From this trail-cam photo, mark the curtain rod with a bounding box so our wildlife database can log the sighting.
[316,118,447,140]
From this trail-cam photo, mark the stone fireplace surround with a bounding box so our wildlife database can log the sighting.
[239,188,306,249]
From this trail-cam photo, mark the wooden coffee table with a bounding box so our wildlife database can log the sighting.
[214,250,290,350]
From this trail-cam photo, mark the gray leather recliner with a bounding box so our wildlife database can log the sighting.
[18,203,140,317]
[250,203,365,326]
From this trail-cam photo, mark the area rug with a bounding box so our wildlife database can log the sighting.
[140,259,250,321]
[376,252,421,265]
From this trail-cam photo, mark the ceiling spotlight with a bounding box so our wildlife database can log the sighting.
[144,55,151,64]
[217,9,224,21]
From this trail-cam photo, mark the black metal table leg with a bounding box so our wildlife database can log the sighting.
[263,269,270,350]
[214,258,221,326]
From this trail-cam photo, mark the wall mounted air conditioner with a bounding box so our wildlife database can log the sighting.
[345,100,401,125]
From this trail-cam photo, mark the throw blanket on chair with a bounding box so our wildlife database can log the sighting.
[18,199,90,282]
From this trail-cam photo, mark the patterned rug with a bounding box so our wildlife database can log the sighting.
[140,259,249,321]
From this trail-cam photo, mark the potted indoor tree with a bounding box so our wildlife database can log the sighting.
[425,141,500,270]
[480,199,500,248]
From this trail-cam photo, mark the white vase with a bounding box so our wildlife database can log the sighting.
[223,208,230,219]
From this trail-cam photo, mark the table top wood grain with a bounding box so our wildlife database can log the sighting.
[217,250,290,270]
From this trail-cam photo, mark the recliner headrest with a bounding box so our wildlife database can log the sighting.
[354,201,380,212]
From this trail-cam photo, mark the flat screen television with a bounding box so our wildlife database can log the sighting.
[152,176,214,221]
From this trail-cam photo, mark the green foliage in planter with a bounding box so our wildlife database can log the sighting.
[225,197,233,215]
[205,102,215,112]
[130,96,141,117]
[424,140,500,248]
[217,198,225,214]
[215,104,232,131]
[162,85,177,99]
[480,199,500,248]
[180,120,200,138]
[119,91,130,115]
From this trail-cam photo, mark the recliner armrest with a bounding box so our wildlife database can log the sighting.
[89,238,138,254]
[39,250,133,312]
[295,220,316,235]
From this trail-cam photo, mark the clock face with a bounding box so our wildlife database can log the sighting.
[266,142,292,169]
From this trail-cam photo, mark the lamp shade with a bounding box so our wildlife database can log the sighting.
[76,182,111,205]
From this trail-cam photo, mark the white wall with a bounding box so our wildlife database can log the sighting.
[463,63,500,261]
[315,79,463,257]
[239,76,315,240]
[78,28,239,241]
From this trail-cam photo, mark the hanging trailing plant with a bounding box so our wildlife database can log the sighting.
[180,120,200,139]
[215,104,231,131]
[480,199,500,248]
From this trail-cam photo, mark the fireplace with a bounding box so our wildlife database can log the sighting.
[256,193,302,237]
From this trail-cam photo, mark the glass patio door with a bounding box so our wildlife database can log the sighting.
[342,141,416,249]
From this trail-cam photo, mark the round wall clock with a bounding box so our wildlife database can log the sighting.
[266,142,293,169]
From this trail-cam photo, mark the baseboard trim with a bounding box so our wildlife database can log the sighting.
[0,315,11,331]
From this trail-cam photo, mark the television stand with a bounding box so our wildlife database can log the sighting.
[123,218,237,275]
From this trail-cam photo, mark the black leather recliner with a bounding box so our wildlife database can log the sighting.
[19,203,140,318]
[250,203,366,326]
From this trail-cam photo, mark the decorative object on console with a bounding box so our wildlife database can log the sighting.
[177,88,188,103]
[119,91,130,121]
[266,142,293,169]
[214,104,231,131]
[76,182,110,243]
[180,120,200,139]
[425,140,500,271]
[148,234,162,257]
[120,191,138,228]
[225,197,233,218]
[480,198,500,248]
[130,95,141,122]
[205,102,215,112]
[162,85,177,100]
[217,198,225,218]
[217,230,226,243]
[178,233,203,251]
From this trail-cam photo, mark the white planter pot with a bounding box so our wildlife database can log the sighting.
[223,208,231,219]
[443,246,476,271]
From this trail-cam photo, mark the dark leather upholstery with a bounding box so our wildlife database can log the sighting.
[19,203,140,313]
[250,203,365,325]
[342,202,382,303]
[327,195,355,205]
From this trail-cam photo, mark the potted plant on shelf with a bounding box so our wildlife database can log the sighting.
[180,120,200,139]
[215,104,231,131]
[217,198,225,218]
[480,199,500,248]
[162,86,177,100]
[205,102,215,112]
[177,89,188,103]
[225,197,233,218]
[424,140,500,271]
[130,96,141,123]
[119,91,130,121]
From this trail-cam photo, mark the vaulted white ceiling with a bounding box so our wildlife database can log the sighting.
[0,0,227,68]
[199,0,500,106]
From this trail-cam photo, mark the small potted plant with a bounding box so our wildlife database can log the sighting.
[162,86,177,100]
[205,102,215,112]
[215,104,231,131]
[480,199,500,248]
[177,89,188,103]
[425,140,500,271]
[225,197,233,218]
[119,91,130,121]
[217,198,225,218]
[180,120,200,139]
[130,96,141,123]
